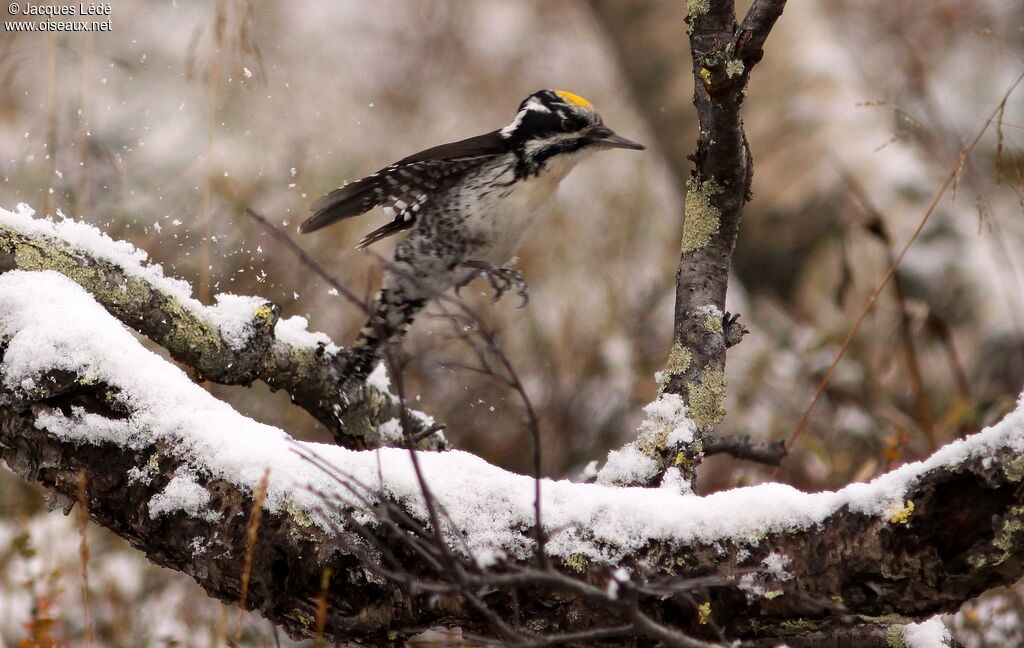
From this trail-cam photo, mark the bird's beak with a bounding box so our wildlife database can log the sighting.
[592,126,646,150]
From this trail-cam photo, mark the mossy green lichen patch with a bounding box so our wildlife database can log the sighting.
[162,297,224,362]
[704,313,723,333]
[658,343,692,393]
[673,438,704,470]
[688,366,726,427]
[772,618,831,635]
[286,501,314,528]
[3,228,242,370]
[637,422,672,456]
[687,0,710,17]
[682,177,723,254]
[885,625,906,648]
[989,505,1024,566]
[1004,455,1024,482]
[726,58,745,78]
[337,384,394,439]
[12,238,154,310]
[287,345,321,377]
[562,553,589,574]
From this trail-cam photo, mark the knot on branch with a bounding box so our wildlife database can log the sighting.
[723,311,749,348]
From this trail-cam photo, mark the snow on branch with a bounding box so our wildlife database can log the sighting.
[0,204,444,450]
[2,267,1024,644]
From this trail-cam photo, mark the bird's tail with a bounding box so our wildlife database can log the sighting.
[344,288,426,384]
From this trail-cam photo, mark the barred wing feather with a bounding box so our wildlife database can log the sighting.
[299,131,508,245]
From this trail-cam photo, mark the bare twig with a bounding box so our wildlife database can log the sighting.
[836,164,936,447]
[781,71,1024,465]
[363,253,550,564]
[428,297,548,565]
[734,0,789,65]
[704,434,786,466]
[243,207,368,314]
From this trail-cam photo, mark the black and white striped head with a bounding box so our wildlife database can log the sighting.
[501,89,644,172]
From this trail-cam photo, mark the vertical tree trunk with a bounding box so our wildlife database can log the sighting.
[591,0,788,488]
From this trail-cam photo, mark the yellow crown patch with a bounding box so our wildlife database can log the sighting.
[554,90,593,109]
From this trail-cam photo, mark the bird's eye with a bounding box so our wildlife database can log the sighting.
[560,116,573,130]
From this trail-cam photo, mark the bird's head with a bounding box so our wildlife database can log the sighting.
[500,89,644,170]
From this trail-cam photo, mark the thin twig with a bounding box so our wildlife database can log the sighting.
[735,0,789,66]
[836,163,936,447]
[703,435,786,466]
[426,295,547,564]
[779,70,1024,469]
[243,207,369,315]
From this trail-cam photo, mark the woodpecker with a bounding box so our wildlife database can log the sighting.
[300,89,644,380]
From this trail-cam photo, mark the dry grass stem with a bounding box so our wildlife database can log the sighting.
[77,470,94,648]
[235,467,271,645]
[779,70,1024,471]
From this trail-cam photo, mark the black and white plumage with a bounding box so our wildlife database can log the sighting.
[300,89,644,380]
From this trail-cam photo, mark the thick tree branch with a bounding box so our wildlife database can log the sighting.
[0,268,1019,645]
[0,207,445,450]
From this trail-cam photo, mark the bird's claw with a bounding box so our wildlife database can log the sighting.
[485,267,529,307]
[456,261,529,308]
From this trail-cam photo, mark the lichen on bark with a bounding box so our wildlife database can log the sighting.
[681,176,724,253]
[688,366,726,427]
[658,342,693,393]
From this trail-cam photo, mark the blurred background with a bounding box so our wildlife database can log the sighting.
[0,0,1022,645]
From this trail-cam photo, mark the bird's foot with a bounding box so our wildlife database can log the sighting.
[455,261,529,307]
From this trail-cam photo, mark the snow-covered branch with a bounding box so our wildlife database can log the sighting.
[2,265,1022,645]
[0,205,445,450]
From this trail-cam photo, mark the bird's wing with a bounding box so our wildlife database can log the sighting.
[299,130,508,238]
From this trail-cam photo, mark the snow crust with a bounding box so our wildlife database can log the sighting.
[205,293,271,351]
[903,617,951,647]
[596,393,695,488]
[0,203,337,355]
[149,473,223,522]
[4,269,1024,565]
[274,314,339,353]
[596,443,659,487]
[366,362,392,393]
